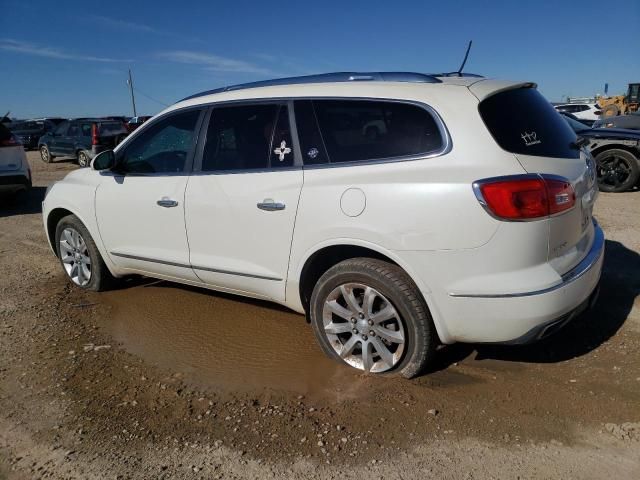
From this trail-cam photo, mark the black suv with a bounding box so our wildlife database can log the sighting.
[9,119,59,150]
[38,118,128,167]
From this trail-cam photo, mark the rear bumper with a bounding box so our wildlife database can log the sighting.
[0,173,31,190]
[425,222,605,344]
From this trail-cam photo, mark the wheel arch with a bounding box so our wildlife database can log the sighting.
[591,142,640,161]
[294,240,448,343]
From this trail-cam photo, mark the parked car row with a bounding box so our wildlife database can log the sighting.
[4,115,152,166]
[39,118,130,167]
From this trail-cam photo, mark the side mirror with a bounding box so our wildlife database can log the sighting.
[91,150,116,171]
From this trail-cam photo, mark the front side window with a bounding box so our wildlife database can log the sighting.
[298,99,444,164]
[202,103,294,172]
[119,109,200,174]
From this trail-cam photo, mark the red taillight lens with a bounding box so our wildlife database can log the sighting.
[476,176,575,220]
[0,134,20,147]
[545,178,576,215]
[91,123,99,146]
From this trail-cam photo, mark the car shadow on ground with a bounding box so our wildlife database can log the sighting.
[429,239,640,372]
[0,186,47,218]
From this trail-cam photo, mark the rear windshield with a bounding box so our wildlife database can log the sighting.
[479,87,579,159]
[99,122,127,136]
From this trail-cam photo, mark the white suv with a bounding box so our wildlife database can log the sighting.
[0,122,31,195]
[554,103,601,122]
[42,72,604,378]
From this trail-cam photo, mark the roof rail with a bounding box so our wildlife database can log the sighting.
[179,71,443,102]
[434,72,485,78]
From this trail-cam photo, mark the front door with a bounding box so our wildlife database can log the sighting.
[95,108,204,282]
[185,102,303,301]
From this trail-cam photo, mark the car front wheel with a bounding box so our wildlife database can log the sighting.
[55,214,113,291]
[310,258,437,378]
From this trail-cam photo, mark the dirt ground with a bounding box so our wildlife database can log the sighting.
[0,152,638,479]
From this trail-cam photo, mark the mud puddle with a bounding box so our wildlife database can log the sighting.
[100,281,368,397]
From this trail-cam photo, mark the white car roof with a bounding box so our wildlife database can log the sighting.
[162,73,534,115]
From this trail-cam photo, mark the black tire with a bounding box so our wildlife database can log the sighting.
[595,148,640,193]
[309,258,437,378]
[39,145,54,163]
[55,214,114,291]
[601,104,620,117]
[77,150,90,168]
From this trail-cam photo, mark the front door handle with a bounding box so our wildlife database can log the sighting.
[257,199,285,211]
[157,197,179,208]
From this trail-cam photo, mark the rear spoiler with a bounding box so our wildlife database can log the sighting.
[469,80,537,102]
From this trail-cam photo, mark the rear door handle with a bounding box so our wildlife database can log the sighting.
[257,199,285,211]
[157,197,178,208]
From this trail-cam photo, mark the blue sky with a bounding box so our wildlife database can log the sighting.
[1,0,638,118]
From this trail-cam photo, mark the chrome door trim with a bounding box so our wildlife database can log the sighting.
[109,252,282,281]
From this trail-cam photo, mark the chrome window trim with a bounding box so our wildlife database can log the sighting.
[109,252,282,281]
[449,220,604,298]
[182,96,451,175]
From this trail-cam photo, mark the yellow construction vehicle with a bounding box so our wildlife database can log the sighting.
[597,83,640,117]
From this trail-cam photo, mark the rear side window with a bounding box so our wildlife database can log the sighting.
[202,104,294,172]
[305,100,444,164]
[479,88,579,159]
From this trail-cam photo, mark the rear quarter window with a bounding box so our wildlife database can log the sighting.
[479,88,579,159]
[301,99,444,165]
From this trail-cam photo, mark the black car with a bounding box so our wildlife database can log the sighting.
[561,112,640,192]
[38,118,128,167]
[9,119,58,150]
[593,111,640,130]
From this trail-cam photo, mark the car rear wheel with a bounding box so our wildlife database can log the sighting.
[77,150,90,168]
[310,258,436,378]
[40,145,53,163]
[595,148,640,193]
[55,214,113,291]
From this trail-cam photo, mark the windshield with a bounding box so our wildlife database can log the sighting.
[562,115,590,133]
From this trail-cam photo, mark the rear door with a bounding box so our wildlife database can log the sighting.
[477,86,598,274]
[184,102,303,302]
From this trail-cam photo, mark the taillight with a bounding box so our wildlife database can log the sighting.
[91,124,99,146]
[474,175,575,220]
[0,134,20,147]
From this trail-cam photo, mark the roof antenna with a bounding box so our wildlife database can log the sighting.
[456,40,473,77]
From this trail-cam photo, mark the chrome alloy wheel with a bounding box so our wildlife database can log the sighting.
[59,227,91,286]
[322,283,405,373]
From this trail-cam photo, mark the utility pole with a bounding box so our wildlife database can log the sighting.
[127,69,137,117]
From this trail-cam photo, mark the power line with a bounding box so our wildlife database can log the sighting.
[132,87,170,108]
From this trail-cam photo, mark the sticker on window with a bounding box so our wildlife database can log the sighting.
[521,131,541,147]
